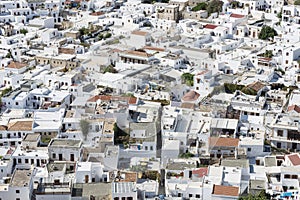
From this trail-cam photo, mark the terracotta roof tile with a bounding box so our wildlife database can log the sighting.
[288,154,300,166]
[230,13,245,18]
[247,81,265,92]
[181,91,200,102]
[197,70,209,75]
[8,120,33,131]
[0,125,7,131]
[204,24,217,29]
[143,46,165,52]
[87,95,137,104]
[124,50,151,58]
[209,137,239,147]
[192,167,208,177]
[90,11,104,16]
[212,185,239,197]
[288,105,300,113]
[132,30,149,36]
[7,61,27,69]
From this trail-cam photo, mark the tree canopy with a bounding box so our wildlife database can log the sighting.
[238,190,271,200]
[20,29,28,35]
[103,65,118,73]
[191,2,207,11]
[80,119,90,140]
[181,73,194,86]
[259,26,277,40]
[207,0,223,15]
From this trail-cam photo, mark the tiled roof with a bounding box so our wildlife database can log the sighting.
[87,95,137,104]
[90,11,104,16]
[247,81,265,92]
[8,120,33,131]
[132,30,149,36]
[197,70,209,76]
[288,154,300,166]
[7,61,27,69]
[192,167,208,177]
[288,105,300,113]
[204,24,217,29]
[181,91,200,102]
[212,185,239,197]
[123,50,151,58]
[209,137,239,147]
[230,13,245,18]
[0,125,7,131]
[143,46,165,52]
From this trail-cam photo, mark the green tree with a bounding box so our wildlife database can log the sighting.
[1,87,12,97]
[239,190,270,200]
[79,27,89,36]
[230,1,241,8]
[207,0,223,15]
[259,26,277,40]
[277,9,282,19]
[0,86,12,109]
[263,50,273,58]
[104,32,112,39]
[191,2,207,11]
[103,65,117,73]
[295,0,300,5]
[179,152,194,158]
[20,28,28,35]
[5,52,11,58]
[113,123,129,145]
[181,73,194,86]
[80,119,90,140]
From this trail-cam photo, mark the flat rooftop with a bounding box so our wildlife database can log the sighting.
[23,133,40,141]
[49,139,82,148]
[80,183,111,199]
[10,169,32,187]
[113,182,136,194]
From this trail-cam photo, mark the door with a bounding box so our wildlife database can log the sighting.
[277,142,281,148]
[70,154,74,161]
[293,143,297,150]
[59,154,63,161]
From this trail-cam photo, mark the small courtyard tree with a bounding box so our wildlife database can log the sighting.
[80,119,90,140]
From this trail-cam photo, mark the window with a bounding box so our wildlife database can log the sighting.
[18,159,21,163]
[284,174,291,179]
[196,194,201,198]
[25,159,28,163]
[189,194,193,197]
[292,175,298,179]
[247,148,251,152]
[16,190,20,193]
[52,153,56,159]
[278,130,283,137]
